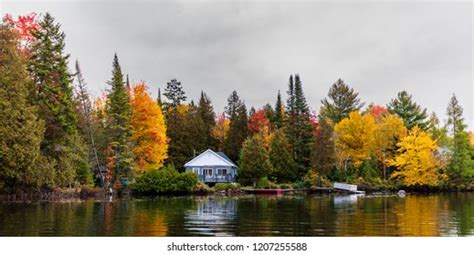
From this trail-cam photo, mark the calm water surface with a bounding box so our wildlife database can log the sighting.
[1,193,473,236]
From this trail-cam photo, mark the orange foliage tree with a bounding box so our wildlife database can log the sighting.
[131,83,168,173]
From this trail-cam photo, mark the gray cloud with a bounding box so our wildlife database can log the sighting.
[2,0,472,128]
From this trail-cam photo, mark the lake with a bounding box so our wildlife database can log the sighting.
[0,193,473,236]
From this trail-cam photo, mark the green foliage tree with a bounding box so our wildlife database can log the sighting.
[28,13,89,187]
[105,54,134,182]
[224,91,248,162]
[0,25,47,189]
[445,94,474,180]
[269,129,297,182]
[285,74,313,178]
[387,91,428,130]
[320,79,365,123]
[311,117,336,176]
[239,135,272,187]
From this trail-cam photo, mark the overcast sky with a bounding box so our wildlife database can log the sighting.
[2,0,473,129]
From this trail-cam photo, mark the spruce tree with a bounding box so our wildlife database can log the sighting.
[273,90,284,128]
[284,74,314,178]
[224,91,248,162]
[320,78,364,123]
[197,91,217,149]
[0,25,46,189]
[269,129,297,182]
[105,54,134,182]
[28,13,89,187]
[445,94,474,180]
[387,91,428,130]
[163,78,186,107]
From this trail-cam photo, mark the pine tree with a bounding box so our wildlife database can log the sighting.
[197,91,217,149]
[163,78,186,107]
[320,79,364,123]
[387,91,428,130]
[311,117,336,176]
[105,54,134,182]
[238,135,272,187]
[284,74,314,178]
[0,25,46,189]
[321,79,365,124]
[273,90,284,128]
[28,13,89,187]
[269,129,297,182]
[445,94,474,180]
[224,91,248,162]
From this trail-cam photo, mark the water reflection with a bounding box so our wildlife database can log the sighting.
[0,194,473,236]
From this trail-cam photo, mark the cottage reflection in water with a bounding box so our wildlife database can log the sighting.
[184,197,238,236]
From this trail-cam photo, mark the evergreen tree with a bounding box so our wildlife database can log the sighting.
[311,117,336,176]
[249,106,256,117]
[197,91,217,149]
[72,60,95,186]
[284,74,314,178]
[387,91,428,130]
[269,129,297,183]
[320,78,365,123]
[0,25,47,189]
[225,90,242,117]
[445,94,474,180]
[163,78,186,107]
[28,13,89,187]
[238,135,272,187]
[263,103,275,125]
[273,90,284,128]
[224,91,248,162]
[166,104,205,169]
[105,54,134,182]
[427,112,448,147]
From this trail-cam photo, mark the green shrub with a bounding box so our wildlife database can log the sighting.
[194,182,213,193]
[130,165,198,195]
[215,182,240,191]
[279,183,293,189]
[257,177,278,189]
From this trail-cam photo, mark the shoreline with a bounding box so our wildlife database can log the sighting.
[1,187,473,202]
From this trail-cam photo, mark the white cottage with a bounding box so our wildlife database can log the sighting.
[184,149,237,183]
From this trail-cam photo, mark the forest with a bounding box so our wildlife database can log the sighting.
[1,12,474,194]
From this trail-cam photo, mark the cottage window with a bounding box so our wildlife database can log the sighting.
[192,167,199,174]
[203,168,213,176]
[217,169,227,175]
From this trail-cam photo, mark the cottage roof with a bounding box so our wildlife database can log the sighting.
[184,149,237,168]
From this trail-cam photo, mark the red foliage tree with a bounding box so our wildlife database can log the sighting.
[368,104,388,120]
[248,109,270,135]
[3,13,39,52]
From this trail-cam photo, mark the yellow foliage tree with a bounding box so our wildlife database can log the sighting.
[388,127,445,187]
[212,113,230,151]
[334,111,376,168]
[131,83,168,173]
[374,114,407,179]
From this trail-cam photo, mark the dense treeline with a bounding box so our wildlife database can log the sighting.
[1,13,473,193]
